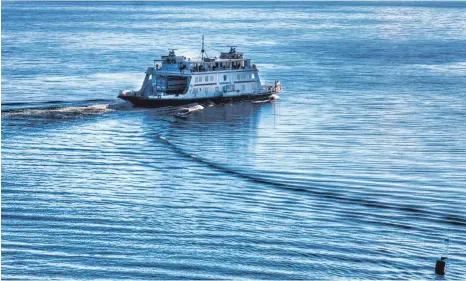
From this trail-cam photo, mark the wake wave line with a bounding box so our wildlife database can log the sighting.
[2,98,112,108]
[157,135,466,229]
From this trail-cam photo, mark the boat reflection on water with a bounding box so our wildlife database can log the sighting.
[141,99,280,171]
[172,99,279,137]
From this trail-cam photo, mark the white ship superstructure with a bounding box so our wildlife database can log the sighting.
[118,39,281,107]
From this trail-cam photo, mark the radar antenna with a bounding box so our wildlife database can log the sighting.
[228,46,238,53]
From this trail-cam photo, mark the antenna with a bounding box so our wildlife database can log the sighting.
[201,35,205,59]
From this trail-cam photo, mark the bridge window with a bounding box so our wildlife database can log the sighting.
[223,75,227,81]
[210,76,214,82]
[237,74,240,80]
[205,76,209,82]
[195,77,198,82]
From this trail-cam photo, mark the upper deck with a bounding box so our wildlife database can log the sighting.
[154,47,257,75]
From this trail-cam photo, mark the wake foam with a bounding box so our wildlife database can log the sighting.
[4,104,111,119]
[174,103,204,118]
[107,100,133,110]
[1,99,112,109]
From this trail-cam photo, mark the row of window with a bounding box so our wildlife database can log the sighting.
[193,87,214,94]
[193,84,250,95]
[195,76,215,83]
[194,73,254,83]
[237,73,253,81]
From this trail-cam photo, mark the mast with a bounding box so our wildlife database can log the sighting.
[201,35,205,59]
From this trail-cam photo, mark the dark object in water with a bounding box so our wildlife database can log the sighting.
[435,257,447,275]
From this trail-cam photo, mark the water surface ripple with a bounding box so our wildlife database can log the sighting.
[2,1,466,280]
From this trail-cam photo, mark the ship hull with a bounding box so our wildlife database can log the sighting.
[119,92,277,108]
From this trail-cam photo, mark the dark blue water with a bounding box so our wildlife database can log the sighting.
[2,1,466,279]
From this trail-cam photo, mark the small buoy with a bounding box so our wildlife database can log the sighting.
[435,257,447,275]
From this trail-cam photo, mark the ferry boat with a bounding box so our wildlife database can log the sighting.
[118,39,282,107]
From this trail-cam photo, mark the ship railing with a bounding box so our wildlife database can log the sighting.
[188,65,254,73]
[262,80,282,93]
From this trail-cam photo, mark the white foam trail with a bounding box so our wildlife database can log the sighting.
[251,100,270,104]
[107,100,133,110]
[174,103,204,118]
[5,104,110,119]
